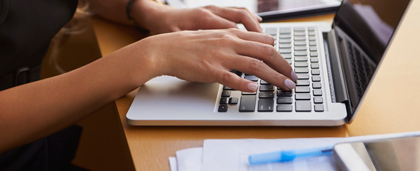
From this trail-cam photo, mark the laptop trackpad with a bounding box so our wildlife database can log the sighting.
[130,76,220,119]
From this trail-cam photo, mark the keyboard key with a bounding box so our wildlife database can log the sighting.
[313,82,322,89]
[294,37,306,41]
[310,57,319,63]
[294,46,307,51]
[245,75,258,82]
[314,104,324,112]
[312,75,321,82]
[310,52,318,57]
[295,57,308,62]
[279,49,292,54]
[296,80,310,86]
[231,70,242,76]
[260,85,274,91]
[311,69,320,75]
[295,68,309,73]
[295,62,308,67]
[294,32,306,36]
[239,95,256,112]
[294,41,307,46]
[282,54,292,59]
[294,27,306,32]
[279,34,291,39]
[311,63,319,69]
[297,74,309,80]
[277,97,293,104]
[309,41,317,46]
[286,59,292,64]
[242,91,256,95]
[279,44,292,48]
[278,90,292,97]
[308,27,315,31]
[279,39,291,44]
[277,104,293,112]
[296,87,310,93]
[314,97,323,104]
[313,89,322,96]
[258,99,274,112]
[310,46,317,51]
[223,86,234,90]
[259,92,275,99]
[265,28,277,35]
[218,104,228,112]
[309,36,316,41]
[260,80,270,85]
[295,51,308,56]
[220,97,229,104]
[221,90,231,97]
[296,101,311,112]
[279,28,291,34]
[229,97,239,104]
[296,93,311,100]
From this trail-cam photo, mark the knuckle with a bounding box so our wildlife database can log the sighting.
[260,44,276,61]
[220,34,236,45]
[238,10,248,17]
[249,59,264,72]
[264,34,275,44]
[204,5,217,10]
[196,8,212,16]
[227,28,240,34]
[220,72,234,85]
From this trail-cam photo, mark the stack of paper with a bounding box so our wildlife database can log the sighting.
[169,131,420,171]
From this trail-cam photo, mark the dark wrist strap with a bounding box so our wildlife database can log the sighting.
[126,0,137,21]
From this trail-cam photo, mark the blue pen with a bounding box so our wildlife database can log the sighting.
[248,145,334,165]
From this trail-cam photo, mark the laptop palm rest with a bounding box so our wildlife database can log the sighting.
[126,76,220,124]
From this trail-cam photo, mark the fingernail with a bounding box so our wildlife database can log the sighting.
[285,79,296,89]
[290,71,298,81]
[247,82,258,92]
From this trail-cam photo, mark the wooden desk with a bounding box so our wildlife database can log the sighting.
[92,1,420,169]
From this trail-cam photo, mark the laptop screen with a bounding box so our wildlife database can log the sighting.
[333,0,410,118]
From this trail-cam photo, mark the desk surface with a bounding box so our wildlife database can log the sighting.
[92,1,420,170]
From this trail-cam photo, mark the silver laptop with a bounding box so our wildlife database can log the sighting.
[126,0,411,126]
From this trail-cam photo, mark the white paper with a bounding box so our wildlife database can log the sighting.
[201,131,420,171]
[169,157,178,171]
[176,147,203,171]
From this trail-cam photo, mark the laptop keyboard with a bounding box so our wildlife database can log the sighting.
[218,26,324,113]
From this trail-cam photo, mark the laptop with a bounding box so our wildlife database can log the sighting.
[167,0,342,20]
[126,0,412,126]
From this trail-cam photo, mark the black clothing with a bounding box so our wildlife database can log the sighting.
[0,0,77,90]
[0,0,82,170]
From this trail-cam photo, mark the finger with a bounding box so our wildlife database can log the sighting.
[226,29,274,46]
[230,7,263,22]
[197,13,238,30]
[231,39,297,82]
[225,56,296,90]
[204,5,262,32]
[216,70,259,92]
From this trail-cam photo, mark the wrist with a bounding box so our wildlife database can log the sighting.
[130,0,172,31]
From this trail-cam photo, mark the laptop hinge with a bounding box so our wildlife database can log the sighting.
[323,29,350,106]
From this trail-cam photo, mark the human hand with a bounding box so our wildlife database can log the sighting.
[135,29,297,92]
[133,2,263,35]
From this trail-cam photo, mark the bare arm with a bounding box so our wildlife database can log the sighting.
[0,42,155,152]
[87,0,263,34]
[0,29,295,153]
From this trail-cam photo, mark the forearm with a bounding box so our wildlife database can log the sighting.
[87,0,168,28]
[0,43,155,153]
